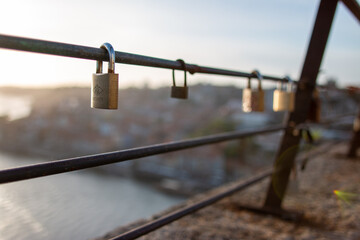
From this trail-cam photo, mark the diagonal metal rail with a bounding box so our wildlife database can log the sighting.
[110,169,273,240]
[264,0,339,209]
[110,139,341,240]
[0,125,284,184]
[341,0,360,22]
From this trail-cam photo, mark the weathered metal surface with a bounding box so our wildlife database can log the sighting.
[264,0,338,209]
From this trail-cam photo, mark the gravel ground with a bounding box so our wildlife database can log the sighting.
[96,142,360,240]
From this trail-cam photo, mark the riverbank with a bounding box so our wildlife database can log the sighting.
[95,142,360,240]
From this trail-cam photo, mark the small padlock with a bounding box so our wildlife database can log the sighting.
[91,42,119,109]
[273,76,295,112]
[273,81,288,112]
[242,70,265,112]
[307,88,321,122]
[171,59,188,99]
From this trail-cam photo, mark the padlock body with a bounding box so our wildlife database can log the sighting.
[171,86,188,99]
[273,90,289,112]
[91,73,119,109]
[242,88,265,112]
[273,90,295,112]
[273,90,288,112]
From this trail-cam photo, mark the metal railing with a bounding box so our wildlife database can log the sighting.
[112,169,273,240]
[0,125,284,184]
[113,138,343,240]
[0,34,353,91]
[0,35,290,83]
[0,0,359,239]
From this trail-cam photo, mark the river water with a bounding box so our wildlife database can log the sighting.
[0,153,185,240]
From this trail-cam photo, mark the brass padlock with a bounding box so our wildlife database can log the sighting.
[91,42,119,109]
[171,59,188,99]
[307,88,321,122]
[273,76,295,112]
[242,70,265,112]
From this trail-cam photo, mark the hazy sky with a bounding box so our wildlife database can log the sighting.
[0,0,359,88]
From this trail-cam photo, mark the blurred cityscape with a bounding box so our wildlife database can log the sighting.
[0,82,355,195]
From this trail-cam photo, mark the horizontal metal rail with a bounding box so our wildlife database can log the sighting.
[1,35,356,92]
[0,125,284,184]
[297,112,355,130]
[0,34,290,83]
[110,169,273,240]
[318,113,356,125]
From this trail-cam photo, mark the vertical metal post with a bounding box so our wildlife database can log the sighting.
[347,106,360,158]
[264,0,338,209]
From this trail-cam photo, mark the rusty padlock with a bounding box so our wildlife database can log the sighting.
[171,59,188,99]
[242,70,265,112]
[273,76,295,112]
[91,43,119,109]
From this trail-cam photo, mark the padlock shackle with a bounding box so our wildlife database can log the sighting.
[96,43,116,74]
[276,81,284,90]
[247,78,251,88]
[172,59,187,87]
[284,75,293,92]
[251,70,263,90]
